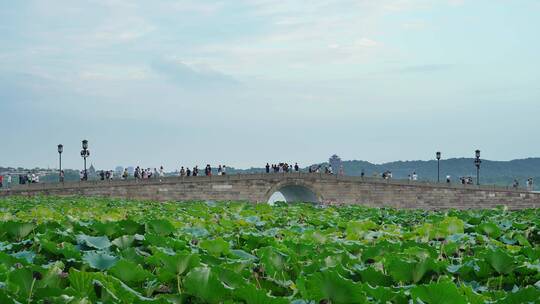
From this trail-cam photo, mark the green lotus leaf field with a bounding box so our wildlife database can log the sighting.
[1,196,540,303]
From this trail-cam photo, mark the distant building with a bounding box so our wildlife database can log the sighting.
[127,166,135,175]
[115,166,124,175]
[88,164,96,176]
[329,154,342,174]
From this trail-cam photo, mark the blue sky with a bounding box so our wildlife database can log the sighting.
[1,0,539,170]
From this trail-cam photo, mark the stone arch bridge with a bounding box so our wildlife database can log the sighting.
[1,173,539,209]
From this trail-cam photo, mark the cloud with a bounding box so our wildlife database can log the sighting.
[168,1,224,15]
[78,66,149,81]
[448,0,465,6]
[355,38,378,48]
[381,0,432,12]
[151,58,239,88]
[402,20,428,30]
[398,64,455,73]
[90,22,156,44]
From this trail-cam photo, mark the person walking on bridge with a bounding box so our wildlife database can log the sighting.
[159,166,165,178]
[266,163,270,173]
[294,163,299,172]
[526,178,533,191]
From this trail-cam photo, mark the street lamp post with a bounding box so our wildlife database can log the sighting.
[80,140,90,181]
[436,151,441,183]
[474,150,481,185]
[57,144,63,182]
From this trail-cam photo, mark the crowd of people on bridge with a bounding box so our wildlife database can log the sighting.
[263,162,345,175]
[308,164,345,175]
[379,171,417,181]
[460,176,474,185]
[514,178,535,190]
[131,166,165,180]
[177,164,227,177]
[75,164,230,182]
[266,163,300,173]
[0,173,41,187]
[383,171,393,180]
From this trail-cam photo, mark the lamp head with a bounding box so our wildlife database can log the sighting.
[57,144,63,154]
[475,149,481,159]
[436,151,441,160]
[82,140,88,150]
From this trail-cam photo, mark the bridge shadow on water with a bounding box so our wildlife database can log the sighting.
[267,184,319,205]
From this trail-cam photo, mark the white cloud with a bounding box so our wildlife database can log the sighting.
[402,20,428,30]
[90,22,156,44]
[355,38,378,48]
[151,58,239,88]
[78,66,150,81]
[168,1,224,15]
[448,0,465,6]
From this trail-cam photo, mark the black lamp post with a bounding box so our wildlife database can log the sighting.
[57,144,63,182]
[474,149,481,185]
[436,151,441,183]
[80,140,90,181]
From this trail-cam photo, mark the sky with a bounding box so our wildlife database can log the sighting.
[1,0,539,170]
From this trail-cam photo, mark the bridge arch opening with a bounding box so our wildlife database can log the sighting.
[267,184,320,205]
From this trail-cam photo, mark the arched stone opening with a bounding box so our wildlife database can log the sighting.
[267,184,321,204]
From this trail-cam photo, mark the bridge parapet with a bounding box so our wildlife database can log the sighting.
[0,173,531,193]
[1,173,538,210]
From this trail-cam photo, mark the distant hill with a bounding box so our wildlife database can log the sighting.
[332,157,535,176]
[226,158,540,190]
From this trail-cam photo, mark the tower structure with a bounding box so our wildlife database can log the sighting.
[329,154,342,174]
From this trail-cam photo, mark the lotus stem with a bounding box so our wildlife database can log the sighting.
[27,278,36,304]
